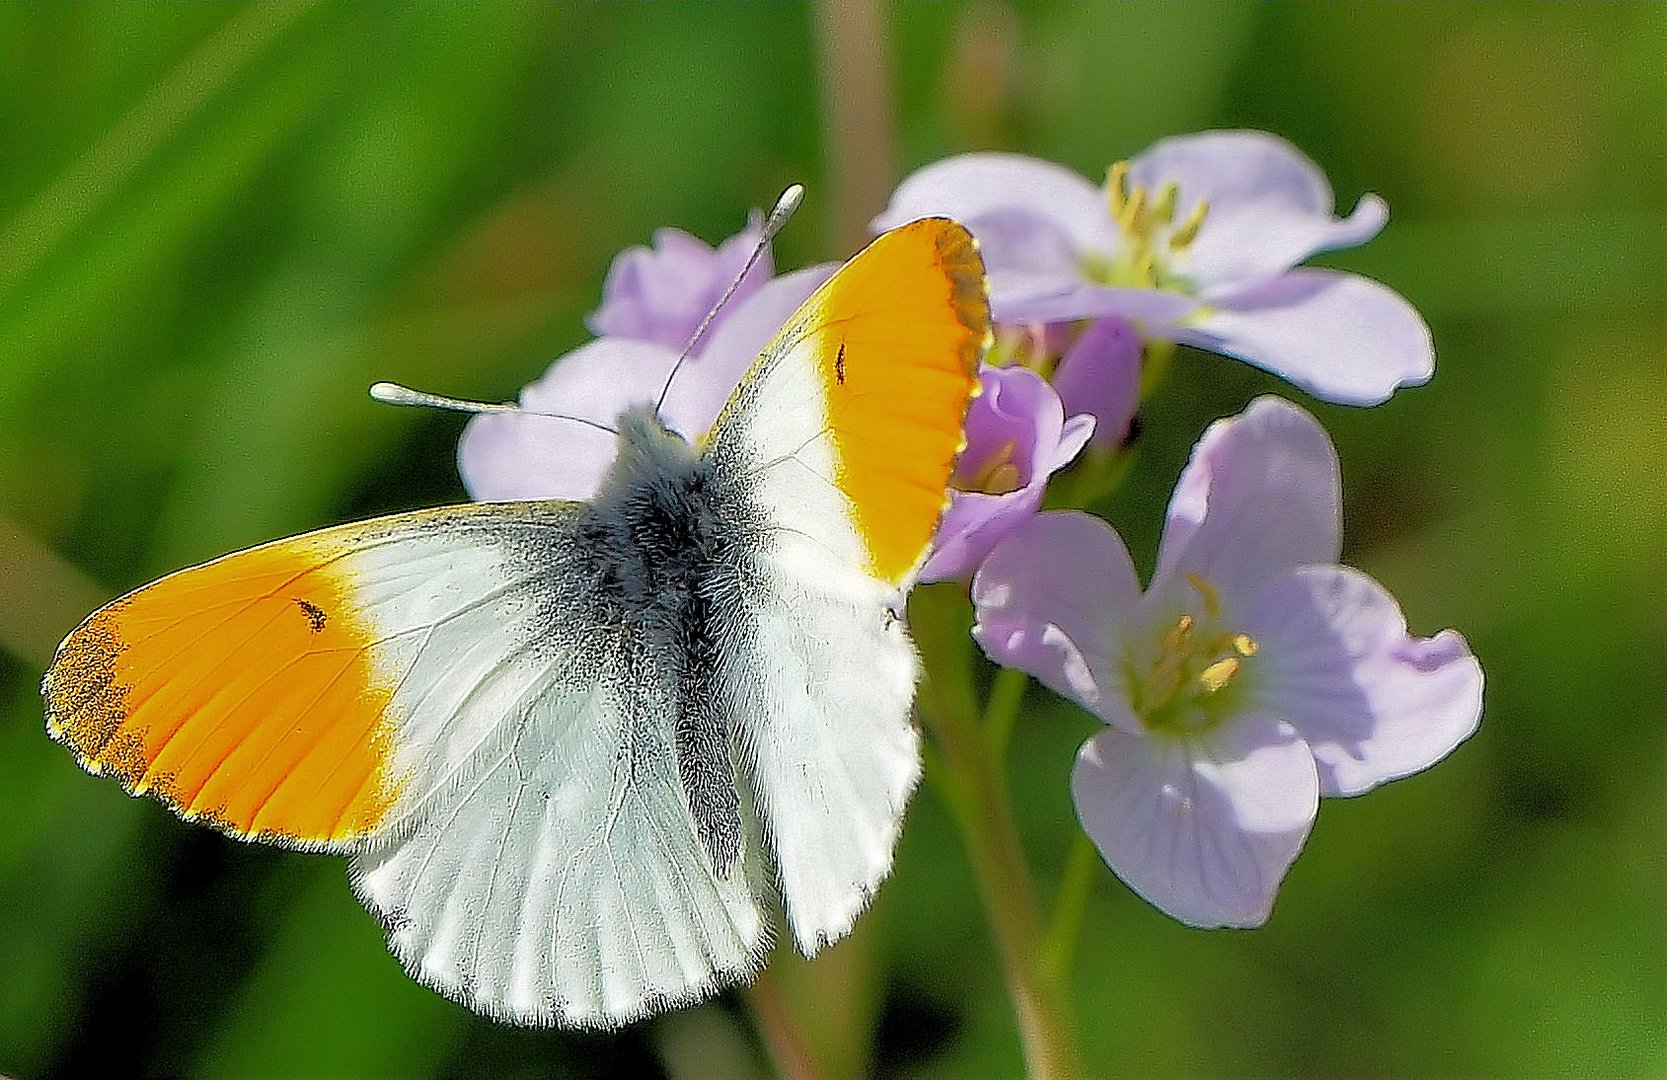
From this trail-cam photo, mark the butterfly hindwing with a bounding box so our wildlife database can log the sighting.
[352,636,771,1028]
[340,452,780,1026]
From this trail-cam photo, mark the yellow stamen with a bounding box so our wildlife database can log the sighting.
[1107,161,1130,221]
[1186,573,1223,621]
[982,462,1021,494]
[1233,633,1259,657]
[1198,657,1240,694]
[952,439,1023,495]
[989,324,1048,372]
[1152,182,1179,226]
[1118,185,1147,238]
[1169,199,1209,251]
[1164,614,1194,657]
[1133,247,1156,289]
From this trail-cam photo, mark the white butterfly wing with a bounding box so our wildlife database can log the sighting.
[352,634,770,1028]
[716,525,923,952]
[342,500,777,1027]
[705,218,989,951]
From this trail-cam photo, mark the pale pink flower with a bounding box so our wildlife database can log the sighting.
[876,131,1432,406]
[923,364,1094,582]
[971,397,1483,926]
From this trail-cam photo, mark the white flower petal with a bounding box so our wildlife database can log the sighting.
[1128,130,1388,294]
[518,337,684,430]
[1174,269,1435,406]
[457,411,619,503]
[1155,396,1342,605]
[952,207,1088,277]
[586,220,772,350]
[874,152,1116,258]
[971,511,1142,727]
[457,338,683,502]
[669,265,836,433]
[1072,716,1318,928]
[1051,317,1142,447]
[1244,565,1485,796]
[1323,193,1390,251]
[922,367,1090,583]
[990,273,1198,327]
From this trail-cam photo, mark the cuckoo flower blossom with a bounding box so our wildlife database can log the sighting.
[922,364,1095,582]
[971,397,1482,927]
[461,224,834,501]
[875,130,1433,406]
[587,215,773,350]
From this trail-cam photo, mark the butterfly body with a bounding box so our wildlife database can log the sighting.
[566,403,776,878]
[44,217,990,1027]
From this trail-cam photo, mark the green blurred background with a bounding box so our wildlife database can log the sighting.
[0,4,1660,1077]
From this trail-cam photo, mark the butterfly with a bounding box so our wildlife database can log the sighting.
[42,213,990,1028]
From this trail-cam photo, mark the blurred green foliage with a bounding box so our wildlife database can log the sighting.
[0,4,1661,1077]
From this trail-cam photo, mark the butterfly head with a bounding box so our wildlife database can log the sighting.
[594,402,705,502]
[617,401,692,455]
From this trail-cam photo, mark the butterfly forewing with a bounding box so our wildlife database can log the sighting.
[711,217,989,589]
[47,497,777,1026]
[42,505,562,848]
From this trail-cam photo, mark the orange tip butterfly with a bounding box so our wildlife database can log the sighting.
[42,194,991,1028]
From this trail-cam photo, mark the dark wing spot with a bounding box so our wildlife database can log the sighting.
[835,341,846,386]
[294,598,327,633]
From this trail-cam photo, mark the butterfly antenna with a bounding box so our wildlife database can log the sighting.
[652,183,805,416]
[369,381,618,436]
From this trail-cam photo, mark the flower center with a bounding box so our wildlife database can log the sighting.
[951,438,1024,495]
[985,323,1061,375]
[1082,160,1209,295]
[1127,573,1258,735]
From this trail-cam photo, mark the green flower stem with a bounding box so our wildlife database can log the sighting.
[984,664,1031,767]
[913,583,1083,1080]
[1045,444,1136,516]
[981,659,1099,993]
[1041,831,1100,984]
[1024,334,1179,989]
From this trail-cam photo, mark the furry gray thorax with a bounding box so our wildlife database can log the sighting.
[569,404,760,878]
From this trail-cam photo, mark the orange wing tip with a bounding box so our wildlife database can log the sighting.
[957,382,982,446]
[931,221,993,359]
[44,544,409,849]
[802,215,991,588]
[939,227,991,525]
